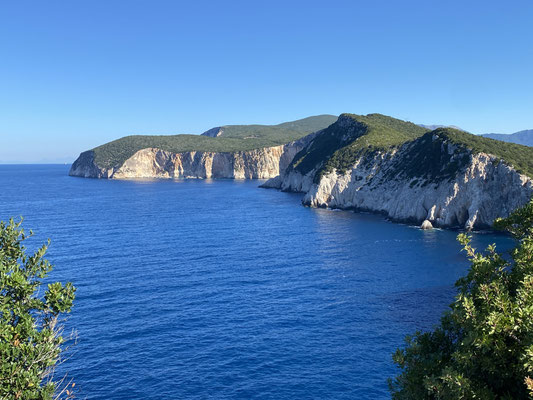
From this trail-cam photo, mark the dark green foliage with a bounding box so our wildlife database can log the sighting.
[1,219,76,399]
[216,115,339,139]
[290,115,368,178]
[386,128,533,183]
[389,200,533,399]
[289,113,427,182]
[290,117,533,186]
[435,128,533,178]
[91,115,337,169]
[382,132,471,184]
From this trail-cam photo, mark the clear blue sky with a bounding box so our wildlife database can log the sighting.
[1,0,532,163]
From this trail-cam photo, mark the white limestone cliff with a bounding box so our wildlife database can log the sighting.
[69,136,313,180]
[263,138,533,230]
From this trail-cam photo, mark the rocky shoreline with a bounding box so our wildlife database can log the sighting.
[69,113,533,231]
[261,132,532,230]
[69,134,317,180]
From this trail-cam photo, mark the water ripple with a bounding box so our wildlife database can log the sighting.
[0,165,514,399]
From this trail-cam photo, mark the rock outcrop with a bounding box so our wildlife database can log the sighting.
[69,151,114,179]
[69,134,316,180]
[263,132,533,230]
[420,220,434,230]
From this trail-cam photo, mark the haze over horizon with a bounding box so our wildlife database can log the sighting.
[1,1,532,163]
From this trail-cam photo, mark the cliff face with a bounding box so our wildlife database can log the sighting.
[69,151,115,178]
[263,133,533,230]
[69,111,533,230]
[69,135,314,180]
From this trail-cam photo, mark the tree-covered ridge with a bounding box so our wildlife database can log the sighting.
[435,128,533,178]
[91,115,337,169]
[212,114,338,139]
[289,115,533,183]
[380,131,472,184]
[289,113,428,182]
[388,128,533,181]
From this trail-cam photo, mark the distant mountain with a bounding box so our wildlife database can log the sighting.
[418,124,466,131]
[481,130,533,147]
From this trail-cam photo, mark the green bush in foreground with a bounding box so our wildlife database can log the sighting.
[0,219,76,399]
[390,200,533,399]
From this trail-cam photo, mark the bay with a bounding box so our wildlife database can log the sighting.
[0,165,512,399]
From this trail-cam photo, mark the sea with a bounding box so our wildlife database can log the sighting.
[0,164,513,399]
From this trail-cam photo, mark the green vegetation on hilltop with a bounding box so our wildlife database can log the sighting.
[290,115,367,176]
[290,113,428,182]
[387,127,533,181]
[91,115,337,169]
[436,128,533,177]
[382,130,472,184]
[289,116,533,183]
[323,114,428,176]
[214,114,338,139]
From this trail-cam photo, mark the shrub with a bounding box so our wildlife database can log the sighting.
[389,200,533,399]
[0,218,76,399]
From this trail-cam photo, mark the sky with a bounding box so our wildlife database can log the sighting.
[1,1,532,163]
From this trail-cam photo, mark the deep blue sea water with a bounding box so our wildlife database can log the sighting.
[0,165,513,399]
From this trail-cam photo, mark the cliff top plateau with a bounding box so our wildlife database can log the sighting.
[88,115,338,170]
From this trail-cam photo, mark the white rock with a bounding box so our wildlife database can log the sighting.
[420,220,433,230]
[268,142,533,230]
[69,134,317,181]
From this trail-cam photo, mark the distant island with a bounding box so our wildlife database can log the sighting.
[69,115,337,179]
[482,129,533,147]
[70,113,533,230]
